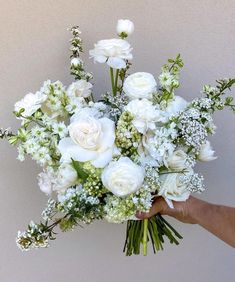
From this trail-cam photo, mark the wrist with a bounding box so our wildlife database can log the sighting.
[187,197,210,225]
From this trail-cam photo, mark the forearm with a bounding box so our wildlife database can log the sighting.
[190,198,235,248]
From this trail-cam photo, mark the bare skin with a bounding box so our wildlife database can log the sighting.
[136,196,235,248]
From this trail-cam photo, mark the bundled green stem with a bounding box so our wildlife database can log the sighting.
[123,215,183,256]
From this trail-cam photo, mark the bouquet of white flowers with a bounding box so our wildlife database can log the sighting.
[1,19,234,256]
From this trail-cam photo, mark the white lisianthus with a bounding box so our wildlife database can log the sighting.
[125,98,163,133]
[101,157,144,197]
[38,172,53,195]
[14,92,47,117]
[164,96,188,119]
[123,72,157,100]
[53,163,77,193]
[198,140,217,161]
[158,173,191,207]
[89,39,133,69]
[70,57,82,66]
[67,80,93,98]
[116,19,134,37]
[58,113,115,168]
[167,149,188,170]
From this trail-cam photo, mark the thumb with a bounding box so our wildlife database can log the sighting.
[136,197,167,219]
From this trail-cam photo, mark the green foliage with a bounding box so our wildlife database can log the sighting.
[71,159,89,182]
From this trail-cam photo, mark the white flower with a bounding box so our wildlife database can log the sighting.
[53,163,77,193]
[143,129,175,166]
[38,172,53,195]
[166,149,188,170]
[89,38,132,69]
[101,157,144,197]
[58,112,115,168]
[123,72,157,100]
[71,57,82,66]
[125,99,163,133]
[158,71,178,91]
[116,19,134,36]
[14,92,47,117]
[67,80,92,98]
[198,140,217,161]
[158,173,191,206]
[164,96,188,119]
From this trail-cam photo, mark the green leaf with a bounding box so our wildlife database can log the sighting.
[71,159,89,182]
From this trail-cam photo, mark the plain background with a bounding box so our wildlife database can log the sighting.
[0,1,234,281]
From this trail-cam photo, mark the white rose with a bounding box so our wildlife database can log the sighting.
[116,19,134,36]
[67,80,92,98]
[71,57,82,66]
[158,173,190,205]
[164,96,188,119]
[53,163,77,193]
[198,140,217,161]
[123,72,157,100]
[58,113,115,168]
[14,92,47,117]
[89,38,133,69]
[125,98,163,133]
[101,157,144,197]
[167,149,188,170]
[38,172,53,195]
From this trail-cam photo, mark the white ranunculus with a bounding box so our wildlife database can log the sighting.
[53,163,77,193]
[125,98,163,133]
[101,157,144,197]
[70,57,82,66]
[58,113,115,168]
[123,72,157,100]
[164,96,188,118]
[198,140,217,161]
[167,149,188,170]
[38,172,53,195]
[14,92,47,117]
[67,80,93,98]
[89,39,133,69]
[116,19,134,36]
[158,173,190,205]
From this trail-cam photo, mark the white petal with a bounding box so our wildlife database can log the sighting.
[107,57,126,69]
[99,118,115,150]
[91,148,113,168]
[58,138,97,162]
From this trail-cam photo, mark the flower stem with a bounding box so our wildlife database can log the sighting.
[143,218,148,256]
[114,69,119,95]
[110,67,115,96]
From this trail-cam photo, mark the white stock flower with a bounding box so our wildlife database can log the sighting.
[198,140,217,161]
[164,96,188,119]
[14,92,47,117]
[166,149,188,170]
[125,98,162,133]
[158,172,191,206]
[116,19,134,36]
[67,80,92,98]
[89,38,133,69]
[143,129,175,166]
[123,72,157,100]
[71,57,82,66]
[38,172,53,195]
[58,111,115,168]
[53,163,77,193]
[101,157,144,197]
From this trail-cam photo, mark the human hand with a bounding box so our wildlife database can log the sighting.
[136,196,198,224]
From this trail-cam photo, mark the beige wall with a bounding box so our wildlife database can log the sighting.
[0,1,234,281]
